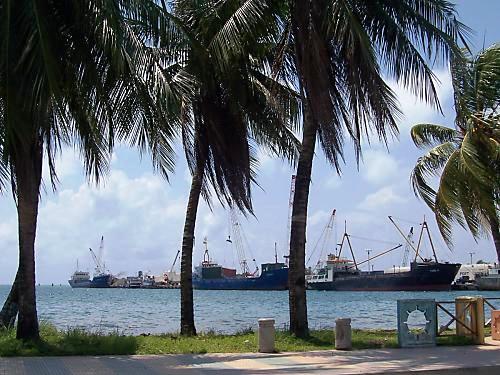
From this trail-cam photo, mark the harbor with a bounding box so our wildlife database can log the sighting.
[69,212,500,292]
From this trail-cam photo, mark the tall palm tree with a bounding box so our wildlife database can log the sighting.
[411,44,500,262]
[0,0,186,339]
[168,0,300,336]
[280,0,467,337]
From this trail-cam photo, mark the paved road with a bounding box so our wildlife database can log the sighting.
[1,339,499,374]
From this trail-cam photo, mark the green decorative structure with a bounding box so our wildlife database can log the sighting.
[397,299,437,348]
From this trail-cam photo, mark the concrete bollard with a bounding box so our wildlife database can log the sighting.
[491,310,500,341]
[475,297,485,345]
[335,318,352,350]
[258,318,275,353]
[455,296,475,337]
[455,296,485,344]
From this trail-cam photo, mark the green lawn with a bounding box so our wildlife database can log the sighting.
[0,324,479,357]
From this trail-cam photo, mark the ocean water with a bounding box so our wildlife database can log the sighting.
[0,286,498,335]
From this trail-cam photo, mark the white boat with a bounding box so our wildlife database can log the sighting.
[476,265,500,290]
[68,270,91,288]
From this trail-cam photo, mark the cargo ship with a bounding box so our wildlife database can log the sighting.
[307,255,460,291]
[68,237,113,288]
[68,270,113,288]
[192,239,288,290]
[306,217,461,291]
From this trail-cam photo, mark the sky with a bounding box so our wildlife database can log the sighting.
[1,0,500,284]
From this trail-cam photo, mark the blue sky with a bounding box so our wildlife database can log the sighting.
[1,0,499,284]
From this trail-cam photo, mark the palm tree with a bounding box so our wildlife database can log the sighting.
[280,0,468,337]
[0,271,20,328]
[168,0,300,336]
[411,44,500,262]
[0,0,186,339]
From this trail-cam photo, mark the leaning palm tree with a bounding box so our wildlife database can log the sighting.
[0,0,187,339]
[279,0,467,337]
[411,44,500,262]
[168,0,300,336]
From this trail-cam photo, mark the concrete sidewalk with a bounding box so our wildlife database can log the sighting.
[1,338,499,374]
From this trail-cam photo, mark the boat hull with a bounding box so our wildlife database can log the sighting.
[90,274,113,288]
[193,268,288,290]
[308,263,460,291]
[476,276,500,291]
[68,279,92,288]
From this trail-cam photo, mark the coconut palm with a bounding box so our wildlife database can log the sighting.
[0,0,187,339]
[411,44,500,262]
[278,0,467,337]
[185,0,468,338]
[168,0,300,336]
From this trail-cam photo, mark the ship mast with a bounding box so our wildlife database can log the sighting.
[337,221,359,271]
[388,216,425,262]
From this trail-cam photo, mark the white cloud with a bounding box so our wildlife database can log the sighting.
[387,68,453,131]
[361,149,399,185]
[308,210,331,227]
[41,148,83,186]
[26,169,190,283]
[358,186,406,211]
[183,167,193,186]
[324,176,342,190]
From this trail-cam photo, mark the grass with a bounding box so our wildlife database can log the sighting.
[0,323,486,357]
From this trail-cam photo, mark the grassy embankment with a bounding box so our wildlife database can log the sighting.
[0,323,482,357]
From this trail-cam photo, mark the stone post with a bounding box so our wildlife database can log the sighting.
[335,318,352,350]
[258,318,275,353]
[474,297,485,345]
[454,296,485,344]
[455,296,475,336]
[492,310,500,341]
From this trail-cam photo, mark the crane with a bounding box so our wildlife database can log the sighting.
[89,236,105,275]
[401,227,414,267]
[228,207,258,276]
[89,247,102,275]
[169,250,180,274]
[306,209,336,270]
[282,175,296,263]
[388,216,425,262]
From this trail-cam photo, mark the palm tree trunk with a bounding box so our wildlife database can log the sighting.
[288,105,317,338]
[0,270,21,328]
[180,166,204,336]
[490,214,500,264]
[14,137,43,340]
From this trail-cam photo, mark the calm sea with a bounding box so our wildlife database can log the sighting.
[0,286,498,334]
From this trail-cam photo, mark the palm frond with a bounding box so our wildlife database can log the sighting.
[411,123,459,148]
[411,141,458,209]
